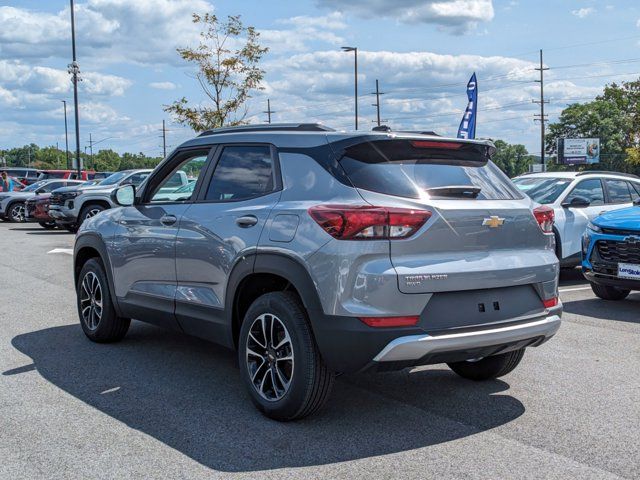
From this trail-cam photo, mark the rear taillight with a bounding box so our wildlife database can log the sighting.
[543,297,558,309]
[359,315,420,327]
[533,205,554,234]
[308,205,431,240]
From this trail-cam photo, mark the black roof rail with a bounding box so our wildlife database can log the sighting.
[575,170,639,179]
[198,123,335,137]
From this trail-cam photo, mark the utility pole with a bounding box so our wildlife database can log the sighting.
[370,79,386,127]
[61,100,70,169]
[263,99,274,124]
[341,46,358,130]
[89,133,93,166]
[162,120,167,157]
[533,49,549,166]
[68,0,82,177]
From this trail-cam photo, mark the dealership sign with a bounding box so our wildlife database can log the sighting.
[557,138,600,165]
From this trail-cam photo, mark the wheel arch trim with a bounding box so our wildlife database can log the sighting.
[225,251,325,348]
[74,233,123,317]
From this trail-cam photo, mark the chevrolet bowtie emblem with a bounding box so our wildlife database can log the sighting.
[482,216,505,228]
[625,236,640,246]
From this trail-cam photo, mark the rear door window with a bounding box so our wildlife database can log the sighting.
[629,182,640,201]
[338,139,522,200]
[604,179,632,204]
[565,179,605,206]
[204,145,275,201]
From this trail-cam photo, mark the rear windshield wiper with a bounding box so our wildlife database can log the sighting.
[424,185,482,198]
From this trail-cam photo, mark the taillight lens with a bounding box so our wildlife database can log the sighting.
[359,316,420,327]
[308,205,431,240]
[543,297,558,308]
[533,205,554,234]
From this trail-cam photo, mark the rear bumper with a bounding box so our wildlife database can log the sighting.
[312,306,562,373]
[373,314,561,363]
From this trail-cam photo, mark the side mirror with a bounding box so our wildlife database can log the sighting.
[111,184,135,207]
[562,196,591,208]
[35,188,44,195]
[634,198,640,206]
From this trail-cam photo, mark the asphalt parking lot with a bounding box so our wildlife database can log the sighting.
[1,222,638,480]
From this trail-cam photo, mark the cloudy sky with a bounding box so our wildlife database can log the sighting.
[2,0,640,157]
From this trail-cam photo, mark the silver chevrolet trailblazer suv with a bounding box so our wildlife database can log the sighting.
[73,124,562,420]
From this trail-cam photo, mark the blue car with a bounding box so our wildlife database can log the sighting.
[582,200,640,300]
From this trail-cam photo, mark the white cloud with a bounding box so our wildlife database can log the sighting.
[261,12,347,53]
[315,0,494,33]
[572,7,595,18]
[0,60,131,98]
[0,0,212,65]
[149,81,177,90]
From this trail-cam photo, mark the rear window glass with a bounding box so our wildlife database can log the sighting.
[513,177,572,204]
[339,140,523,200]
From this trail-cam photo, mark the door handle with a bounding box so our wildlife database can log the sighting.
[160,214,177,226]
[236,215,258,228]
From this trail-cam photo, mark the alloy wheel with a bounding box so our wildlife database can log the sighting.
[10,204,25,222]
[245,313,294,401]
[85,208,102,220]
[79,271,103,331]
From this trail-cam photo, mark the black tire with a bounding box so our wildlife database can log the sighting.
[7,202,26,222]
[63,224,78,233]
[590,282,630,301]
[79,204,106,225]
[38,221,57,230]
[448,348,525,381]
[238,291,334,421]
[76,258,130,343]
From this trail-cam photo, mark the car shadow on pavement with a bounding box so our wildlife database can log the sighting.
[563,294,640,324]
[7,322,525,472]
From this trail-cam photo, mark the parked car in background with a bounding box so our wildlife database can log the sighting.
[25,180,101,229]
[88,171,114,181]
[38,170,94,181]
[0,168,40,185]
[582,198,640,300]
[0,179,84,222]
[74,124,562,421]
[50,169,156,231]
[24,193,56,229]
[513,171,640,267]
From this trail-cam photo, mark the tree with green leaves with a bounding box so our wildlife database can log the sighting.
[491,139,532,177]
[164,13,268,132]
[545,79,640,173]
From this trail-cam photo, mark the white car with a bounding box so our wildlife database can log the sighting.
[513,171,640,266]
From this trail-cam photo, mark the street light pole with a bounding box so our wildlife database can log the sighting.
[61,100,70,169]
[341,46,358,130]
[68,0,82,177]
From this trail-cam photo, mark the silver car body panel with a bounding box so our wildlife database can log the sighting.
[76,129,562,371]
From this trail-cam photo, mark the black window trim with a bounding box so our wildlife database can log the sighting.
[139,146,216,205]
[564,178,605,206]
[193,142,282,204]
[602,177,633,205]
